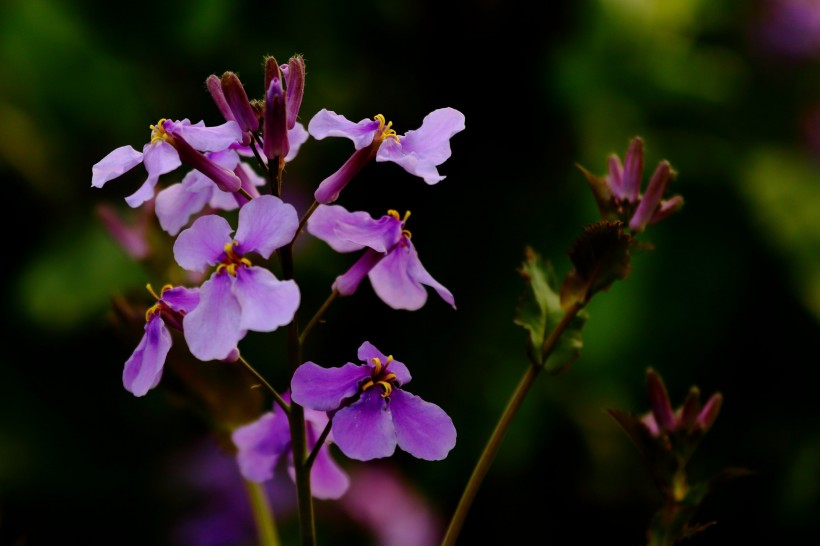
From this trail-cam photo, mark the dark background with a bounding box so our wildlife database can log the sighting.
[2,0,819,544]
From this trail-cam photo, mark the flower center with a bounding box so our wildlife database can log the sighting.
[144,283,174,321]
[386,209,412,240]
[216,241,252,276]
[373,114,400,144]
[360,355,398,398]
[149,118,171,144]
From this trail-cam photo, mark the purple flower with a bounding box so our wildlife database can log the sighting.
[307,204,455,311]
[173,195,300,361]
[123,284,200,397]
[155,150,266,236]
[308,108,465,203]
[642,368,722,439]
[580,136,683,233]
[232,392,350,500]
[91,118,243,208]
[290,341,457,461]
[757,0,820,58]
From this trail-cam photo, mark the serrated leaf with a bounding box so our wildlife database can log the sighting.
[514,246,588,373]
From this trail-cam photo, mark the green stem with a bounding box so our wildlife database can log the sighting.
[294,200,320,243]
[440,301,585,546]
[237,355,290,414]
[299,290,338,345]
[243,479,281,546]
[305,418,333,471]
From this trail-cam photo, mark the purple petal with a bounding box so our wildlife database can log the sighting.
[285,122,309,162]
[232,410,291,483]
[290,361,368,411]
[183,274,243,361]
[607,154,625,199]
[143,139,183,180]
[333,249,384,296]
[629,160,672,233]
[332,390,397,461]
[91,145,144,187]
[389,389,456,460]
[233,267,300,332]
[173,120,243,151]
[376,107,465,184]
[313,147,373,204]
[621,137,644,202]
[160,285,200,313]
[123,315,172,397]
[155,178,212,236]
[302,418,350,499]
[307,109,380,150]
[174,214,234,272]
[357,341,411,385]
[307,205,401,253]
[124,178,160,208]
[368,240,455,311]
[234,195,298,258]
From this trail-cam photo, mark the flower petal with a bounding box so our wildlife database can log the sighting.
[160,285,200,313]
[285,122,309,162]
[332,391,397,461]
[233,267,300,332]
[173,120,243,151]
[389,389,456,460]
[143,140,183,180]
[232,410,291,483]
[183,274,243,361]
[91,145,144,188]
[290,361,368,411]
[122,315,172,397]
[155,177,212,236]
[308,205,401,253]
[308,109,380,150]
[174,214,234,272]
[302,418,350,499]
[357,341,411,385]
[368,243,427,310]
[235,195,299,258]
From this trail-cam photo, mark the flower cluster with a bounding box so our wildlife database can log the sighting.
[92,53,464,517]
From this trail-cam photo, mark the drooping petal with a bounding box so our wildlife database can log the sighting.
[183,274,243,361]
[143,139,183,180]
[290,361,368,411]
[124,178,160,209]
[285,122,309,162]
[405,240,456,309]
[357,341,412,385]
[376,107,465,184]
[155,178,212,236]
[367,242,429,310]
[307,205,401,253]
[389,389,456,461]
[308,109,380,150]
[122,315,172,397]
[333,249,384,296]
[233,267,300,332]
[174,214,234,272]
[91,145,144,188]
[160,285,200,313]
[332,390,397,461]
[232,410,291,483]
[303,443,350,500]
[234,195,298,258]
[173,120,243,152]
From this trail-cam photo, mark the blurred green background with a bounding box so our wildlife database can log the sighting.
[2,0,819,544]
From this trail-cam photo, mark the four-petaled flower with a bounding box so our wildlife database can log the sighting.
[173,195,300,361]
[290,341,457,461]
[232,391,350,500]
[307,204,455,311]
[123,284,200,397]
[92,118,244,208]
[308,108,465,203]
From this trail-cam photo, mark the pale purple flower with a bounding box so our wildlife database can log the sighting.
[307,204,455,311]
[290,341,457,461]
[91,118,243,208]
[155,150,266,236]
[123,284,200,397]
[95,202,152,260]
[232,391,350,500]
[173,195,300,361]
[308,107,465,203]
[642,368,722,438]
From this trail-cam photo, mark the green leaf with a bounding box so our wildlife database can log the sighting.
[514,246,588,373]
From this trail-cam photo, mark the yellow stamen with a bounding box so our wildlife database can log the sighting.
[145,302,162,322]
[371,357,383,375]
[149,118,170,144]
[361,379,375,392]
[377,381,393,397]
[146,283,161,300]
[401,229,412,239]
[373,114,400,143]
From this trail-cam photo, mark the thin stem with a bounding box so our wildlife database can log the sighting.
[305,418,333,471]
[294,200,320,243]
[238,186,255,202]
[243,479,281,546]
[440,301,585,546]
[250,135,269,177]
[237,355,290,414]
[299,290,339,345]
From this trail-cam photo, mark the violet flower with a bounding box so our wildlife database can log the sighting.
[91,118,243,208]
[290,341,457,461]
[173,195,300,361]
[232,391,350,500]
[307,204,455,311]
[123,284,200,397]
[308,107,465,203]
[579,136,683,233]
